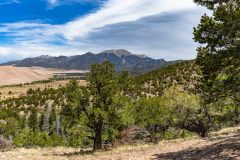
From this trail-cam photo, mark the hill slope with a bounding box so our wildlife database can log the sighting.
[135,60,200,96]
[1,126,239,160]
[0,49,181,74]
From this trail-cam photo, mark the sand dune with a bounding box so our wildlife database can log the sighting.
[0,66,54,86]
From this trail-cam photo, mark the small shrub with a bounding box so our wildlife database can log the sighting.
[0,137,13,152]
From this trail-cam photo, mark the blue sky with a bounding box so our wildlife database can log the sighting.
[0,0,209,63]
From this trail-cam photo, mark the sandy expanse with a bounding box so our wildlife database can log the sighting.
[1,126,239,160]
[0,66,88,86]
[0,66,54,86]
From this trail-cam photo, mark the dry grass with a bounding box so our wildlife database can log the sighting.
[209,126,240,137]
[0,80,86,100]
[1,126,240,160]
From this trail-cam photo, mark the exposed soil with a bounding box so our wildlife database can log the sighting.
[1,127,239,160]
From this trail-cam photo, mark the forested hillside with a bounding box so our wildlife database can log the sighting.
[135,60,200,96]
[0,60,238,150]
[0,0,239,156]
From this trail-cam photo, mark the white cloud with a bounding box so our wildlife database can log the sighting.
[44,0,198,39]
[48,0,59,4]
[46,0,101,9]
[0,0,209,62]
[0,44,85,58]
[0,46,12,56]
[62,0,196,40]
[1,0,199,41]
[47,0,60,8]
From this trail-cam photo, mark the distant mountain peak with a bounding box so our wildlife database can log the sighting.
[85,52,94,55]
[102,49,132,57]
[137,54,148,58]
[101,49,148,58]
[37,55,53,59]
[0,49,182,75]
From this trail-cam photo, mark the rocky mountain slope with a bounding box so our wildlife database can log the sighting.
[0,49,181,74]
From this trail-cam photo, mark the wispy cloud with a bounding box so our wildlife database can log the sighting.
[62,0,196,39]
[0,0,20,6]
[2,0,198,38]
[0,0,209,62]
[82,9,207,60]
[47,0,60,9]
[46,0,103,9]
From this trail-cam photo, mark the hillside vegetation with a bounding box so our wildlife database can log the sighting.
[135,60,200,96]
[0,80,86,100]
[1,126,239,160]
[0,60,238,150]
[0,0,239,159]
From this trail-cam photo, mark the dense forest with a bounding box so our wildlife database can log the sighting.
[0,0,239,151]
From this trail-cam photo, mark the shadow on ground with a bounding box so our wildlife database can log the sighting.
[153,134,240,160]
[154,134,240,160]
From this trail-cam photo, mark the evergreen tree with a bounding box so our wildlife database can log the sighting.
[134,97,171,137]
[28,107,39,132]
[82,61,121,150]
[49,106,58,135]
[61,79,82,126]
[193,0,240,130]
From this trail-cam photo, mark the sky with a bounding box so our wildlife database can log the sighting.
[0,0,209,63]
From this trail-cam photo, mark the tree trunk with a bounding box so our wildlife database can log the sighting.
[200,129,208,137]
[234,104,240,125]
[198,121,208,138]
[218,122,221,130]
[93,121,103,150]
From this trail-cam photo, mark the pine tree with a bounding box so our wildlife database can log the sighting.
[193,0,240,129]
[28,107,39,132]
[86,61,119,150]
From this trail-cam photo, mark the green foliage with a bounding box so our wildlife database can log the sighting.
[0,57,239,149]
[135,61,200,96]
[79,61,123,150]
[14,129,64,147]
[193,0,240,135]
[29,107,39,132]
[61,79,83,126]
[134,97,170,134]
[194,0,240,101]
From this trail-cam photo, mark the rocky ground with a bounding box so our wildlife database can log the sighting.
[0,126,240,160]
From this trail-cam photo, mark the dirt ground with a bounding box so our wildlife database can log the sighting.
[1,126,240,160]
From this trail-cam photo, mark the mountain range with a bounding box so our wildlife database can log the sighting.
[0,49,182,74]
